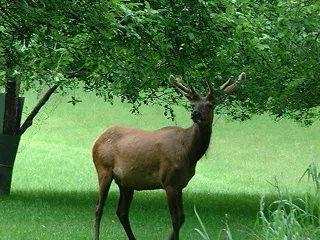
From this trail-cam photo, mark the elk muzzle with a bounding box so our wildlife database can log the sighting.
[191,110,201,122]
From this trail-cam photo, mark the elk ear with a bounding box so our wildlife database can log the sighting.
[205,80,214,101]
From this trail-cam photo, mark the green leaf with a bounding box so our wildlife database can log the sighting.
[256,44,270,50]
[187,32,195,40]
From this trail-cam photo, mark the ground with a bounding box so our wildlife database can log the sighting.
[0,91,319,239]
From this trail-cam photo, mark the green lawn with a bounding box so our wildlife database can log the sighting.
[0,91,319,239]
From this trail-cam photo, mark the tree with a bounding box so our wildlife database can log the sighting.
[0,0,319,194]
[0,0,169,194]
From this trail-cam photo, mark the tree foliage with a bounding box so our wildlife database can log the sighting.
[0,0,319,124]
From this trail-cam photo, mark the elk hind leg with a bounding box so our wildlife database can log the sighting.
[94,169,113,240]
[116,186,136,240]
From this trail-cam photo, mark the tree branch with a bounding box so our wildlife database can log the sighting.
[19,84,59,135]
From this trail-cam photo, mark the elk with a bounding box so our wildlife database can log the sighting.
[92,72,246,240]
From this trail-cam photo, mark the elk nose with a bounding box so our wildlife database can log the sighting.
[191,111,201,119]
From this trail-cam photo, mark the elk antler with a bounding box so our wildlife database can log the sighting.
[205,80,214,101]
[174,80,199,100]
[220,72,246,93]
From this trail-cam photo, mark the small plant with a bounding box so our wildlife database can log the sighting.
[194,206,233,240]
[257,162,320,240]
[193,162,320,240]
[299,161,320,192]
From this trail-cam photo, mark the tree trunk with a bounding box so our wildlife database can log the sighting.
[0,133,21,194]
[3,81,21,135]
[0,81,24,194]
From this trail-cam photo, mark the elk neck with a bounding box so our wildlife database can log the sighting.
[187,122,212,166]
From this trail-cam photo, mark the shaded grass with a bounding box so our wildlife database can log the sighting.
[1,189,272,239]
[0,91,319,239]
[0,189,307,239]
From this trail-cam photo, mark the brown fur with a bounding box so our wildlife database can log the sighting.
[93,124,211,191]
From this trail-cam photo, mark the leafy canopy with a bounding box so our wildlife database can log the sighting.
[0,0,319,124]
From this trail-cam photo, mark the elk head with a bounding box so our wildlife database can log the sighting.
[174,72,246,126]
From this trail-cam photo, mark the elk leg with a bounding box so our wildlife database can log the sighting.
[116,186,136,240]
[165,187,184,240]
[94,170,113,240]
[177,191,185,228]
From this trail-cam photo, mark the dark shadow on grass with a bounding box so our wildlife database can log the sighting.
[2,189,309,240]
[1,188,294,218]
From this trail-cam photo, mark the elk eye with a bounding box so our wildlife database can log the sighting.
[207,103,213,108]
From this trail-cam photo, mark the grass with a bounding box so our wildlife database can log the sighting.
[194,164,320,240]
[256,162,320,240]
[0,90,319,239]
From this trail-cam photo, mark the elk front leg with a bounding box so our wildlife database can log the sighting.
[116,186,136,240]
[94,169,113,240]
[165,187,185,240]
